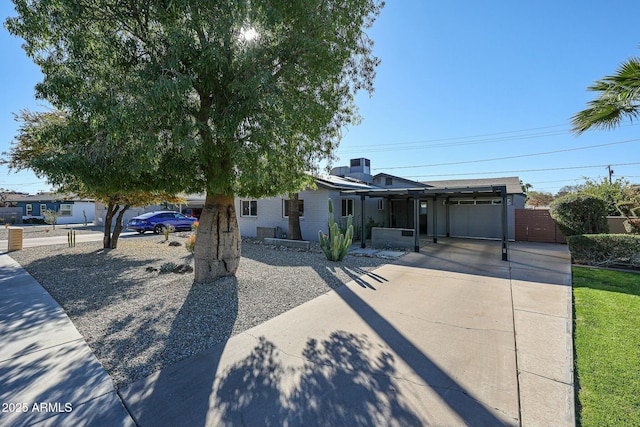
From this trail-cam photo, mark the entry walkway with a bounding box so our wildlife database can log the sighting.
[119,239,574,426]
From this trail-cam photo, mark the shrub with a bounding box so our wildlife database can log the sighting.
[567,234,640,268]
[185,235,196,254]
[550,194,608,237]
[42,209,61,230]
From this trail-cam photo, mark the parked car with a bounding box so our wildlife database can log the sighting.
[127,211,198,234]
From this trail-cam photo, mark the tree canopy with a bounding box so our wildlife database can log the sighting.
[8,109,187,248]
[6,0,384,281]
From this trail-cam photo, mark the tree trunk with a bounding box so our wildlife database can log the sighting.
[288,193,303,240]
[194,193,240,283]
[103,201,117,249]
[110,205,130,249]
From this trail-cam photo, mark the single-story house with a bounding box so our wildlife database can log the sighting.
[234,158,525,247]
[7,193,96,225]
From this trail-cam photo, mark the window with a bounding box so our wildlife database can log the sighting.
[385,177,393,186]
[241,200,258,217]
[283,199,304,218]
[60,204,72,216]
[26,204,32,216]
[341,199,354,217]
[40,204,47,215]
[377,199,384,211]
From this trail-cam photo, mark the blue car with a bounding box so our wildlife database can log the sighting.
[127,211,198,234]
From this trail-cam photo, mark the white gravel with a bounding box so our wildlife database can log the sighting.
[8,234,398,387]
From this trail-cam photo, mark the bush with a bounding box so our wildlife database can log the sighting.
[567,234,640,268]
[550,194,608,237]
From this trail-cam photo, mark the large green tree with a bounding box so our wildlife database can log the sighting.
[8,109,189,248]
[6,0,383,282]
[572,55,640,133]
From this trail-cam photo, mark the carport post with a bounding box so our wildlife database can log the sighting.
[501,189,508,261]
[360,195,366,248]
[445,197,450,237]
[413,195,420,252]
[432,196,438,243]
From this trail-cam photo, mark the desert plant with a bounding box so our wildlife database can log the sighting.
[160,262,177,274]
[42,208,61,230]
[83,210,88,226]
[185,235,196,254]
[550,194,608,237]
[68,229,76,247]
[191,221,199,232]
[318,199,353,261]
[163,224,176,241]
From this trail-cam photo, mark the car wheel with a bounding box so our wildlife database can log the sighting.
[154,224,165,234]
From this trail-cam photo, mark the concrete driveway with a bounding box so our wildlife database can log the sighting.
[119,239,574,427]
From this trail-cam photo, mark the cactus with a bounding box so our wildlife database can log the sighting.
[318,199,353,261]
[68,229,76,247]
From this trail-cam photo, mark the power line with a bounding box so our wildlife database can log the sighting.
[338,122,640,154]
[373,138,640,170]
[401,162,640,178]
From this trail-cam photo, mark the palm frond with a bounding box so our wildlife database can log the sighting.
[572,56,640,134]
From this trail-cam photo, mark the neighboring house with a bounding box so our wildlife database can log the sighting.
[7,193,96,225]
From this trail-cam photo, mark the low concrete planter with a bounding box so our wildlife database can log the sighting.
[263,238,310,251]
[371,227,415,249]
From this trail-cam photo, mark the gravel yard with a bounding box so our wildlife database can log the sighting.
[8,234,398,388]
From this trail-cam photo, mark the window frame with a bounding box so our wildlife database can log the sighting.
[341,198,354,217]
[59,203,72,216]
[25,204,32,216]
[240,200,258,218]
[40,204,47,215]
[282,199,304,218]
[377,199,384,211]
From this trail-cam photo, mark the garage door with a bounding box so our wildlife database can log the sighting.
[449,203,502,239]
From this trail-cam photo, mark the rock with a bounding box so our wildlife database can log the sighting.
[168,241,182,247]
[172,264,193,274]
[145,266,158,273]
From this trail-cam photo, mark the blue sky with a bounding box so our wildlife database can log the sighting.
[2,1,640,195]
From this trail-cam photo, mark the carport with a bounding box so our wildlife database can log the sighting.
[341,185,509,261]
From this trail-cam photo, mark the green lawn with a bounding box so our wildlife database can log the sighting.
[573,267,640,427]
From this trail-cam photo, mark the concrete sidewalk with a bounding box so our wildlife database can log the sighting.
[0,253,135,427]
[0,231,136,252]
[118,239,574,427]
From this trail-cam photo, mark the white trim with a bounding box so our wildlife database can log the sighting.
[240,199,258,217]
[59,203,73,216]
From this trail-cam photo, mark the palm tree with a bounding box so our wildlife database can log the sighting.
[572,56,640,134]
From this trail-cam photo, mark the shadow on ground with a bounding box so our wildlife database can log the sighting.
[213,331,422,427]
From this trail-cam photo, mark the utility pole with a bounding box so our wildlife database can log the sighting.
[607,165,614,183]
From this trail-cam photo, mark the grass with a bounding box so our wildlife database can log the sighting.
[573,267,640,427]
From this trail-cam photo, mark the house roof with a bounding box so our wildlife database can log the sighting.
[5,193,95,203]
[420,176,524,195]
[315,174,379,191]
[373,173,426,187]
